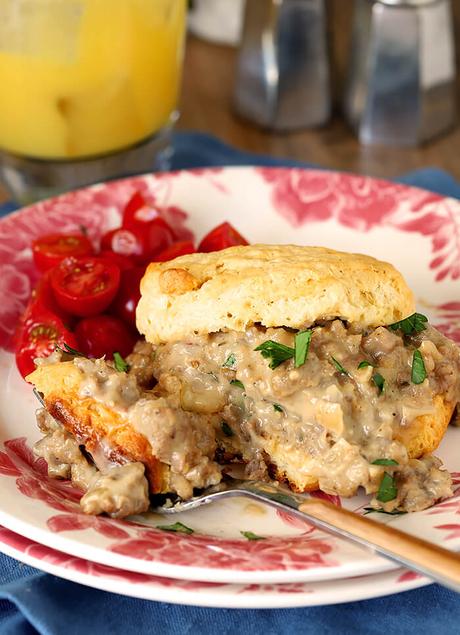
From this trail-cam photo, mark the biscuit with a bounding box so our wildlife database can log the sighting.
[29,362,171,494]
[280,394,454,493]
[28,362,454,496]
[137,244,415,344]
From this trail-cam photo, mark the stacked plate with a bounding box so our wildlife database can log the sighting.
[0,167,459,608]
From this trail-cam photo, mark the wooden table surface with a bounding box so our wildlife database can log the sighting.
[179,1,460,181]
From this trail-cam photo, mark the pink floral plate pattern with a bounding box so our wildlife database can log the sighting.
[0,522,430,608]
[0,167,459,589]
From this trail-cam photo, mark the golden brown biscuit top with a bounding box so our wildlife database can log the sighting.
[136,244,415,343]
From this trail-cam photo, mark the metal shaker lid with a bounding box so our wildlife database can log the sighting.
[374,0,442,6]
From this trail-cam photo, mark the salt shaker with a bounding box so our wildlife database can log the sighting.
[233,0,331,131]
[344,0,456,146]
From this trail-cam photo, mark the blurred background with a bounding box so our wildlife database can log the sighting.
[181,0,460,179]
[0,0,459,203]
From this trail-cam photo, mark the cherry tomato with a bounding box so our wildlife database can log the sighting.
[142,218,176,257]
[100,227,144,261]
[122,191,160,229]
[100,219,174,264]
[75,314,136,359]
[32,233,94,272]
[30,270,70,319]
[50,257,120,317]
[13,273,75,354]
[99,250,135,271]
[111,266,145,328]
[198,222,249,253]
[153,241,196,262]
[15,307,79,379]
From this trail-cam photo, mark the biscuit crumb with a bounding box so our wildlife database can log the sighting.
[159,268,200,295]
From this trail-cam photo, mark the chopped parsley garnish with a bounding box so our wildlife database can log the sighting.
[113,351,129,373]
[376,472,397,503]
[222,353,236,369]
[357,360,374,369]
[294,330,312,368]
[330,356,349,376]
[363,508,406,516]
[372,373,385,394]
[254,340,294,369]
[156,522,194,535]
[230,379,245,390]
[255,330,313,370]
[372,458,398,466]
[240,531,265,541]
[273,403,284,413]
[388,312,428,336]
[55,343,85,357]
[411,349,427,385]
[221,421,234,437]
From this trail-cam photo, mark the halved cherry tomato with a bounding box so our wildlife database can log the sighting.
[50,256,120,317]
[12,273,75,356]
[30,270,71,319]
[122,191,160,229]
[32,233,94,272]
[99,250,135,271]
[198,222,249,253]
[111,266,145,328]
[153,240,196,262]
[100,227,144,261]
[15,307,79,379]
[75,314,136,359]
[100,219,175,264]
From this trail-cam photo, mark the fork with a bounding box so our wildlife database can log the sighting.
[154,476,460,593]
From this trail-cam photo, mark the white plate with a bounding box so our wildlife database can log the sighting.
[0,167,459,586]
[0,523,430,608]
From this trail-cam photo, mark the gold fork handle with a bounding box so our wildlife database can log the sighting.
[299,498,460,592]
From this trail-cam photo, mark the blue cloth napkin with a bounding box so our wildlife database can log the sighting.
[1,131,459,635]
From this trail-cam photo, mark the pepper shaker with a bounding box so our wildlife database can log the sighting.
[233,0,331,131]
[344,0,456,146]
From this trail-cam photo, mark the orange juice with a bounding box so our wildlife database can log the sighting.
[0,0,186,159]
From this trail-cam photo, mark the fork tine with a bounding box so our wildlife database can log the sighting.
[152,478,307,515]
[33,388,45,407]
[152,486,244,514]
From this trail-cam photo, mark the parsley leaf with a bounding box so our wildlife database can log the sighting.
[156,522,194,535]
[376,472,398,503]
[330,356,349,376]
[55,343,85,357]
[372,458,398,466]
[222,353,236,369]
[273,403,284,413]
[411,349,427,384]
[372,373,385,394]
[230,379,245,390]
[240,531,265,541]
[388,312,428,336]
[363,507,406,516]
[113,351,129,373]
[357,360,374,369]
[294,330,312,368]
[221,421,234,437]
[254,340,294,369]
